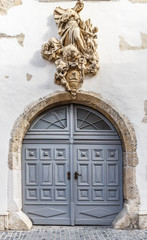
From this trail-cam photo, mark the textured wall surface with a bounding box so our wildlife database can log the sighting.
[0,0,147,229]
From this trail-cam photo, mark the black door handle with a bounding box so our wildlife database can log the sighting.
[67,171,71,180]
[74,171,82,180]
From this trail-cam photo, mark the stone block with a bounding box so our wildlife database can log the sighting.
[124,151,138,167]
[8,211,32,230]
[113,208,131,229]
[0,215,8,230]
[139,213,147,229]
[123,167,136,200]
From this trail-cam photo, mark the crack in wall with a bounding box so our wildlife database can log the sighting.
[119,33,147,51]
[0,0,22,15]
[0,33,25,47]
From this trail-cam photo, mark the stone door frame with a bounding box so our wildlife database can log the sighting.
[8,91,139,230]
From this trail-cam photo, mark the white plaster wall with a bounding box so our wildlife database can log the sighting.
[0,0,147,214]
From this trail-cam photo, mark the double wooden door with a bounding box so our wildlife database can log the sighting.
[22,104,123,225]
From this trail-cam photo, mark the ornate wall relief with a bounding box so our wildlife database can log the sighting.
[41,0,99,97]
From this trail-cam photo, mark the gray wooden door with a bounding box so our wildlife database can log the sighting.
[22,104,123,225]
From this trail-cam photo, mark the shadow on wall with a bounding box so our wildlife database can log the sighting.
[30,15,58,68]
[30,50,48,68]
[43,14,59,41]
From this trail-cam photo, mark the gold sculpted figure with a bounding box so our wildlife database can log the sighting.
[41,0,99,97]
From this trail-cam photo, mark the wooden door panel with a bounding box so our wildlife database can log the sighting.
[22,143,71,225]
[74,144,123,225]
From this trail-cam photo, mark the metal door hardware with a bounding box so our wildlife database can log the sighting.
[74,171,82,180]
[67,171,71,180]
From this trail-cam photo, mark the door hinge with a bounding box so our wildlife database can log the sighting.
[67,171,71,180]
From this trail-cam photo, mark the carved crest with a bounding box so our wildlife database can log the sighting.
[41,0,99,97]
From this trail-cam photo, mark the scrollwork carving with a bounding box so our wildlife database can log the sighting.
[41,0,99,97]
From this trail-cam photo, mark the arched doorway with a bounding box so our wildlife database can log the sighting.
[8,92,139,230]
[22,104,123,225]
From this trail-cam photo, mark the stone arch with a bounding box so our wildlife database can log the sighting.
[8,91,139,229]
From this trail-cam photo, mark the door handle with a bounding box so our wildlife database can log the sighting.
[74,171,82,180]
[67,171,71,180]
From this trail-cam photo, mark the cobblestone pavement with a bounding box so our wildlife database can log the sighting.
[0,226,147,240]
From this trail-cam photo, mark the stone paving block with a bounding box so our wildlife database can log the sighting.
[0,226,147,240]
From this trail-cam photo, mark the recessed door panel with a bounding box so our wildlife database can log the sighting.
[40,163,52,185]
[92,163,104,186]
[55,163,66,186]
